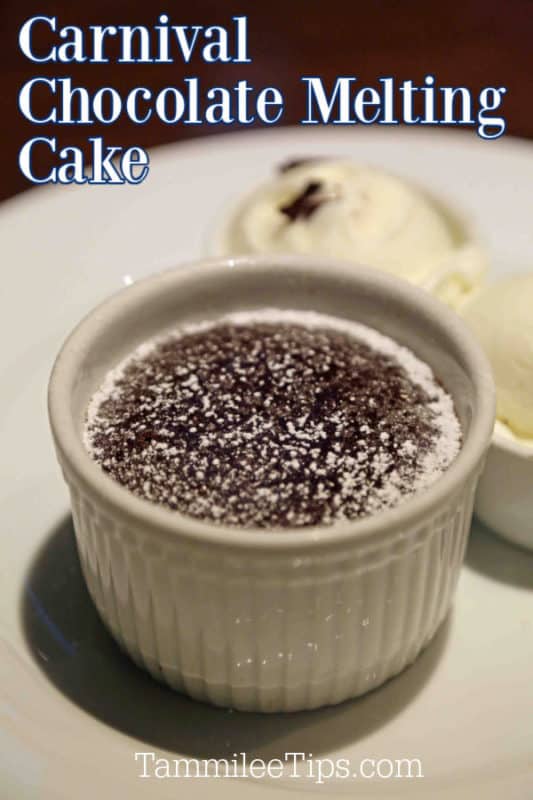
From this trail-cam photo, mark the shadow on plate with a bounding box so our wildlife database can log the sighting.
[466,518,533,590]
[22,516,450,761]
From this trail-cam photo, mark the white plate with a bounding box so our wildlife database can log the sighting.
[1,128,532,800]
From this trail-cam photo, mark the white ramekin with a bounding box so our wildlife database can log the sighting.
[475,423,533,551]
[48,256,495,712]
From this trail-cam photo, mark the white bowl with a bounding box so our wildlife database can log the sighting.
[48,256,495,712]
[475,423,533,550]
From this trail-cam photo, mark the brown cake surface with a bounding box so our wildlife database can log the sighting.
[85,310,461,528]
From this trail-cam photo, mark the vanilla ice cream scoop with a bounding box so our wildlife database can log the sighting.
[463,274,533,437]
[214,159,487,307]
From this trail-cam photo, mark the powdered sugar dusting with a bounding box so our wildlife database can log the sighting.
[84,309,461,529]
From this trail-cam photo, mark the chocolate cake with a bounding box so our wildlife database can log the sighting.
[84,310,461,528]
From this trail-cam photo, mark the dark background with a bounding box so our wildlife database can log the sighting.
[2,0,532,202]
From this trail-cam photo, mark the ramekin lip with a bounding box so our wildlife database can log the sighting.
[48,255,496,553]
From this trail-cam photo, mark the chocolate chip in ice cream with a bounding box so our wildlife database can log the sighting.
[280,181,329,221]
[278,157,324,173]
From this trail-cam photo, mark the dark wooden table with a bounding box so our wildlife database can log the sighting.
[1,0,531,202]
